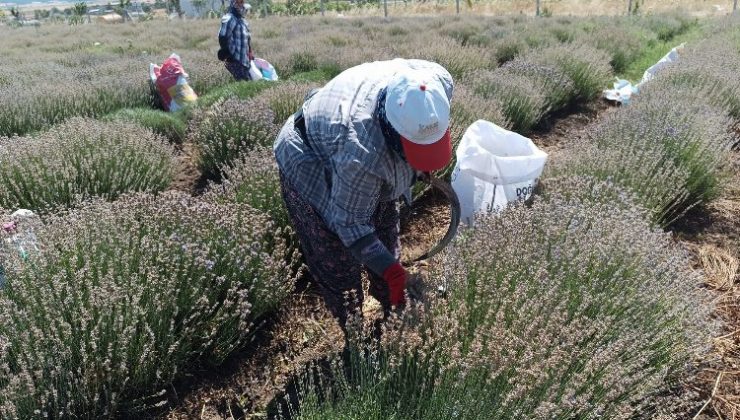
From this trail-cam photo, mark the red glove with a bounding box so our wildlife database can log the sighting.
[383,262,407,306]
[248,49,254,62]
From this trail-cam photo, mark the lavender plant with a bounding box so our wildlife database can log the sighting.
[583,24,654,73]
[413,38,495,80]
[204,147,302,273]
[471,69,549,133]
[529,43,613,102]
[0,192,300,419]
[498,56,576,111]
[206,146,289,234]
[622,85,733,200]
[0,118,175,212]
[189,97,279,178]
[653,37,740,119]
[644,14,695,41]
[491,34,528,65]
[439,20,485,47]
[545,120,716,228]
[261,82,322,125]
[547,22,578,43]
[287,194,710,419]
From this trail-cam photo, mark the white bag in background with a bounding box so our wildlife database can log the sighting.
[451,120,548,226]
[639,43,685,85]
[248,60,263,81]
[602,43,685,105]
[603,78,639,105]
[254,57,279,81]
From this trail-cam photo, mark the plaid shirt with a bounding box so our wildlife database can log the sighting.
[274,59,454,247]
[219,11,251,67]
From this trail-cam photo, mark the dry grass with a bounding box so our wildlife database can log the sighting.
[677,151,740,419]
[696,244,739,291]
[8,0,737,16]
[325,0,734,17]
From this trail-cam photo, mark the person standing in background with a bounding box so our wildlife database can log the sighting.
[218,0,254,81]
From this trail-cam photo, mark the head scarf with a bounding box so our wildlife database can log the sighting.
[229,0,245,17]
[376,87,406,162]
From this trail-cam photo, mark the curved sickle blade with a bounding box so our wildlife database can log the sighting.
[413,175,461,262]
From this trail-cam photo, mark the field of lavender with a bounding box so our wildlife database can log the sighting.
[0,11,739,420]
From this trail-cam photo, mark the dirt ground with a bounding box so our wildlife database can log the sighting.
[675,147,740,419]
[171,142,211,195]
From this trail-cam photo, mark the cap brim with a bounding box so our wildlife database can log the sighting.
[400,129,452,172]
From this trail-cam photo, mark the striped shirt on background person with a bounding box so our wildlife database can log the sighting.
[273,58,454,248]
[218,7,251,67]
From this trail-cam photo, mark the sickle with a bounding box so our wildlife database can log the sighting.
[409,173,461,263]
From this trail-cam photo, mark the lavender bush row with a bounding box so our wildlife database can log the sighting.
[0,118,175,212]
[544,19,738,226]
[0,14,690,136]
[0,72,151,137]
[0,192,300,419]
[440,15,686,73]
[471,43,612,133]
[546,87,733,226]
[652,30,740,119]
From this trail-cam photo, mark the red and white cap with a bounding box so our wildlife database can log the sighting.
[385,69,452,172]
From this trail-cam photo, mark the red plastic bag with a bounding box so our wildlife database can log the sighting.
[149,53,198,112]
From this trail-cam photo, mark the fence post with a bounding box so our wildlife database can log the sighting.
[456,0,459,13]
[535,0,540,16]
[734,0,738,13]
[320,0,324,16]
[627,0,632,15]
[384,0,388,17]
